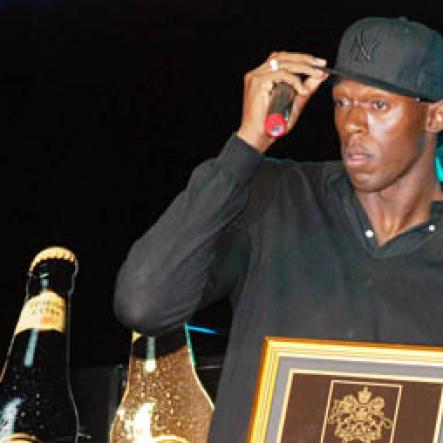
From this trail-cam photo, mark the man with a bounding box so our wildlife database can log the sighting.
[114,17,443,442]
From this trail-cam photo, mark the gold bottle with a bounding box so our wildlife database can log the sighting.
[110,325,213,442]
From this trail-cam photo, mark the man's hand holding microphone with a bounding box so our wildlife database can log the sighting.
[236,52,329,153]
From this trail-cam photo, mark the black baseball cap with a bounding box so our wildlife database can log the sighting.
[325,17,443,102]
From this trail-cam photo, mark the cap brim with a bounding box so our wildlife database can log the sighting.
[320,66,432,101]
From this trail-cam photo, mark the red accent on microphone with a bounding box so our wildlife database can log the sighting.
[264,113,288,138]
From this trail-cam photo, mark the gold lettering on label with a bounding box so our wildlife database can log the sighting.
[14,290,66,335]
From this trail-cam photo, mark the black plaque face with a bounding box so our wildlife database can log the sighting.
[279,372,443,443]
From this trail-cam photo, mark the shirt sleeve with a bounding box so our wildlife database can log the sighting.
[113,133,263,336]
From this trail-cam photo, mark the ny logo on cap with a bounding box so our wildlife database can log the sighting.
[348,30,380,63]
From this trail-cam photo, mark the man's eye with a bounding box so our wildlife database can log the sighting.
[372,100,388,110]
[334,98,351,107]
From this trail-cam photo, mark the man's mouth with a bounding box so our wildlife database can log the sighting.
[342,144,373,168]
[344,152,371,166]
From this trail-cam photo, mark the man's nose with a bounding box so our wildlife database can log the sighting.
[343,104,368,134]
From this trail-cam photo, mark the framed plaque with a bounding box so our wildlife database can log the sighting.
[248,338,443,443]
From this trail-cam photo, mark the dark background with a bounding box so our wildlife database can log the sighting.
[0,0,442,368]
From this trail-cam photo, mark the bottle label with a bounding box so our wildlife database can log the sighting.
[0,434,42,442]
[14,289,66,335]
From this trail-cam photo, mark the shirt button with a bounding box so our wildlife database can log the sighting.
[428,224,436,232]
[365,229,374,238]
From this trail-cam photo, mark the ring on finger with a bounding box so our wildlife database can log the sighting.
[269,58,279,71]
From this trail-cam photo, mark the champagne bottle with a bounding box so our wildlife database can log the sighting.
[0,246,79,442]
[110,326,213,443]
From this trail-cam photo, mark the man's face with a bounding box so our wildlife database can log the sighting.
[332,79,430,194]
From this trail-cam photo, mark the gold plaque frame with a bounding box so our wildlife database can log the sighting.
[248,338,443,443]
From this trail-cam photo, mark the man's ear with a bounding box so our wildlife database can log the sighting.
[426,100,443,133]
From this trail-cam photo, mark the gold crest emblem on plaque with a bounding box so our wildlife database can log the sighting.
[321,381,401,443]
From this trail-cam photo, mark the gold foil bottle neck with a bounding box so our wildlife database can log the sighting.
[28,246,78,275]
[110,329,213,442]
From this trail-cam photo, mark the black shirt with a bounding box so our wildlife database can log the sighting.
[114,134,443,442]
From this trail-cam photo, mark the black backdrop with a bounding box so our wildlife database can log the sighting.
[1,0,442,368]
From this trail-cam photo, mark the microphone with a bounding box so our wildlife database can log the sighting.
[264,82,296,138]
